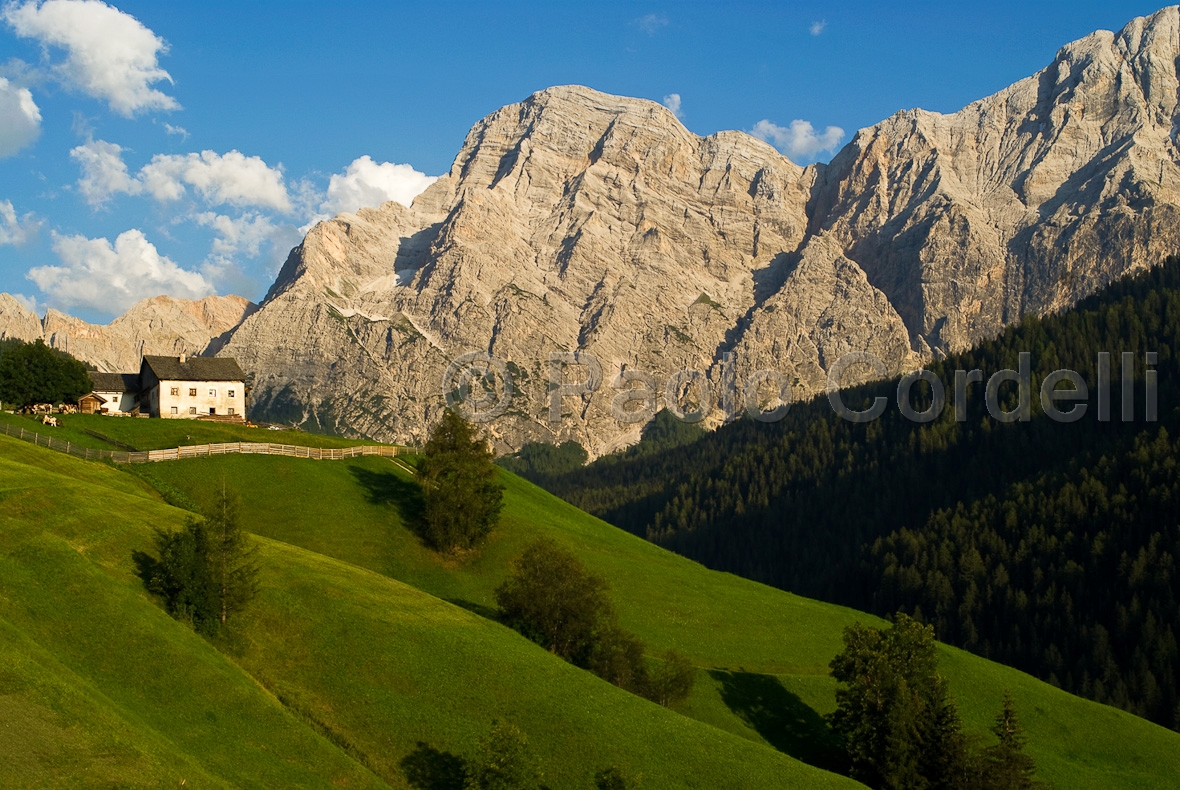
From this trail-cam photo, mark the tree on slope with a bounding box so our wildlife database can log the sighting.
[204,484,259,625]
[495,539,695,706]
[465,721,540,790]
[829,614,968,789]
[495,538,612,663]
[981,692,1045,790]
[417,409,504,552]
[146,485,259,634]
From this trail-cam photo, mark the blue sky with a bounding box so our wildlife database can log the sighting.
[0,0,1168,322]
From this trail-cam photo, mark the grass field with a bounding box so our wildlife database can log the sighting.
[0,434,860,789]
[0,410,388,452]
[140,449,1180,789]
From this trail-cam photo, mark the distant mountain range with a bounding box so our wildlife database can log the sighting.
[0,293,255,373]
[5,6,1180,451]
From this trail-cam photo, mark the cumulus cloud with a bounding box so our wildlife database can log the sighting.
[195,211,276,258]
[810,20,827,36]
[28,228,213,313]
[70,138,140,206]
[751,119,845,161]
[662,93,683,119]
[0,76,41,156]
[4,0,178,116]
[140,150,291,211]
[0,199,39,245]
[319,156,436,217]
[70,141,293,211]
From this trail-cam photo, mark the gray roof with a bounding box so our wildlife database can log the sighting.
[89,371,140,393]
[141,355,246,382]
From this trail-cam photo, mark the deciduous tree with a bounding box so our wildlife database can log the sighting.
[417,409,504,552]
[464,721,540,790]
[0,339,91,407]
[495,539,610,663]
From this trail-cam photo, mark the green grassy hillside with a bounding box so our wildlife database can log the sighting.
[140,450,1180,789]
[0,435,857,789]
[0,410,387,452]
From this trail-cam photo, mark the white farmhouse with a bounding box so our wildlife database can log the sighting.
[83,372,140,414]
[138,354,248,421]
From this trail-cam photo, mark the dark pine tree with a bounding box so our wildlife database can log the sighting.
[982,692,1045,790]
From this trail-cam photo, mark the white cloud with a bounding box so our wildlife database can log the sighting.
[10,292,42,314]
[195,211,276,258]
[662,93,683,119]
[635,13,668,35]
[0,199,39,245]
[69,141,292,211]
[4,0,178,116]
[319,156,436,217]
[751,119,845,161]
[0,76,40,156]
[139,150,291,211]
[163,122,188,140]
[810,20,827,36]
[70,138,140,206]
[29,228,213,313]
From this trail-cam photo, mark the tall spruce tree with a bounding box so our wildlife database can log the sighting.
[204,484,259,625]
[983,692,1044,790]
[417,409,504,552]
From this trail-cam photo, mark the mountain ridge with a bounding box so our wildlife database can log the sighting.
[10,6,1180,452]
[0,293,256,372]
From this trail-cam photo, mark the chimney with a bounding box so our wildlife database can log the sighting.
[179,352,187,365]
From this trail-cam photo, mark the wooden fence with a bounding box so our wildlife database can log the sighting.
[0,421,415,464]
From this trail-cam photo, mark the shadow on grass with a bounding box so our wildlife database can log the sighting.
[350,464,426,533]
[446,598,500,620]
[709,670,849,774]
[400,742,469,790]
[131,549,158,589]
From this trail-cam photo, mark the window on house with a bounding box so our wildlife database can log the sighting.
[209,408,216,415]
[188,407,197,415]
[170,406,178,415]
[170,387,179,396]
[209,388,217,397]
[228,389,235,398]
[189,388,197,396]
[228,407,235,416]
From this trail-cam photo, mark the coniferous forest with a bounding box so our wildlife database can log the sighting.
[527,258,1180,730]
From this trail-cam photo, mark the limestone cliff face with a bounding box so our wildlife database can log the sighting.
[0,294,256,373]
[225,86,829,450]
[809,6,1180,356]
[0,294,43,343]
[223,8,1180,454]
